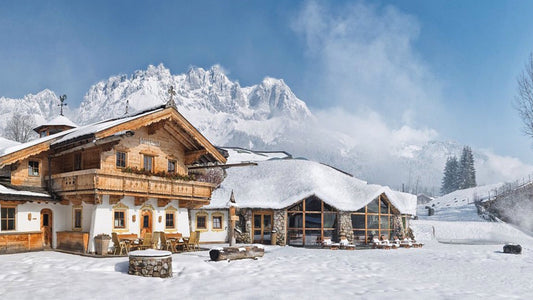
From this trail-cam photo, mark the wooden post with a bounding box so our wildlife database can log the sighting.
[228,190,236,246]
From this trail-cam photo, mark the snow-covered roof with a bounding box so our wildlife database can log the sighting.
[0,107,165,158]
[0,137,20,154]
[206,159,417,215]
[223,147,292,164]
[0,183,50,198]
[35,115,77,129]
[52,108,164,146]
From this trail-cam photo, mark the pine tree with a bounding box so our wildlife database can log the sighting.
[459,146,476,189]
[441,156,460,195]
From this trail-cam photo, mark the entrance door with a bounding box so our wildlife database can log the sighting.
[253,212,273,244]
[140,210,153,237]
[40,209,53,248]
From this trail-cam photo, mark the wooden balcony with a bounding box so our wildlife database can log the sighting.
[50,169,215,205]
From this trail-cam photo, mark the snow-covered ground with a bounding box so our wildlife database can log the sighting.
[1,242,533,299]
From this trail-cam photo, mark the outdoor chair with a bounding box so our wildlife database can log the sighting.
[138,233,153,250]
[400,238,413,248]
[112,232,128,255]
[372,238,384,249]
[151,232,161,249]
[408,238,424,248]
[381,239,398,249]
[184,231,200,251]
[158,232,174,252]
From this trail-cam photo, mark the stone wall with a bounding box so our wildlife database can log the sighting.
[235,208,252,244]
[128,254,172,278]
[273,210,286,246]
[338,212,354,243]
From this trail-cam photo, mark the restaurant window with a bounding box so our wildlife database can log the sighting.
[1,207,16,231]
[143,155,154,172]
[196,214,207,230]
[28,161,39,176]
[114,210,126,229]
[287,196,338,246]
[168,160,176,173]
[74,153,82,171]
[116,151,127,168]
[73,207,82,230]
[351,194,395,244]
[212,214,223,230]
[165,212,175,229]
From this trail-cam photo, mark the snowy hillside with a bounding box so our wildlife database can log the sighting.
[1,64,533,191]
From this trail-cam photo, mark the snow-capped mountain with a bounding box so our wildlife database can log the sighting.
[0,89,71,132]
[1,64,532,194]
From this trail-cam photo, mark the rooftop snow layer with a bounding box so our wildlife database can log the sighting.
[36,115,78,128]
[0,137,20,153]
[223,147,291,164]
[207,159,417,215]
[0,183,50,198]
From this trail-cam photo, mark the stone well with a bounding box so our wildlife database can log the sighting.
[128,249,172,278]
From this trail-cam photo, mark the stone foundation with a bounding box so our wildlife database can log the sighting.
[128,250,172,278]
[273,210,286,246]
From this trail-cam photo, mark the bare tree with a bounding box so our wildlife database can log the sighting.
[4,112,36,142]
[515,53,533,138]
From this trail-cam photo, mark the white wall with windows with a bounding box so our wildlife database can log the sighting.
[190,209,228,243]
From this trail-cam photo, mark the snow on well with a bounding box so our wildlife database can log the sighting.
[208,159,417,214]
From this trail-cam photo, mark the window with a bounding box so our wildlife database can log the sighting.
[40,131,47,138]
[165,212,175,229]
[1,207,16,231]
[73,207,82,230]
[114,210,126,229]
[287,196,338,246]
[212,215,223,230]
[74,153,82,171]
[196,214,207,230]
[168,160,177,173]
[116,151,127,168]
[351,194,395,244]
[28,161,39,176]
[143,155,154,172]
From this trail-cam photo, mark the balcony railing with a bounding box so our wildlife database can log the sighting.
[50,169,214,200]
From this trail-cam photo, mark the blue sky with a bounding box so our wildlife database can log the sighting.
[1,0,533,163]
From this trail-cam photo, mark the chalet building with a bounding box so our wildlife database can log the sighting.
[190,157,417,246]
[0,102,226,253]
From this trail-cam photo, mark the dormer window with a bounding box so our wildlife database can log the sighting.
[39,131,47,138]
[28,161,39,176]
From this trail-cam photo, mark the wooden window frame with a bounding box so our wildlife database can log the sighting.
[28,160,39,177]
[113,210,127,231]
[211,213,224,231]
[72,206,83,231]
[195,213,208,231]
[1,206,16,231]
[116,151,127,169]
[165,211,176,229]
[143,155,154,172]
[287,196,338,246]
[168,160,177,173]
[351,194,395,244]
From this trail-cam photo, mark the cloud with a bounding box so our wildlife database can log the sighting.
[292,0,442,127]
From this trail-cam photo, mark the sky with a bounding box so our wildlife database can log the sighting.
[1,0,533,164]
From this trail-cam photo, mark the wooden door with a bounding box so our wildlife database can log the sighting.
[252,212,273,244]
[140,210,153,237]
[40,209,53,248]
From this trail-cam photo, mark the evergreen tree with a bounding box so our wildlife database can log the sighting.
[441,156,460,195]
[459,146,476,189]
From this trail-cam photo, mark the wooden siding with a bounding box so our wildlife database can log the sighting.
[0,231,43,254]
[10,155,49,186]
[56,231,89,253]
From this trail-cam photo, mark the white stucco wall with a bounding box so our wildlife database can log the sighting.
[190,209,228,243]
[87,196,190,252]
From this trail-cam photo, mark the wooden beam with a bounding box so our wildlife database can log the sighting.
[157,198,170,207]
[134,197,148,206]
[109,195,122,205]
[163,123,197,150]
[184,150,208,165]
